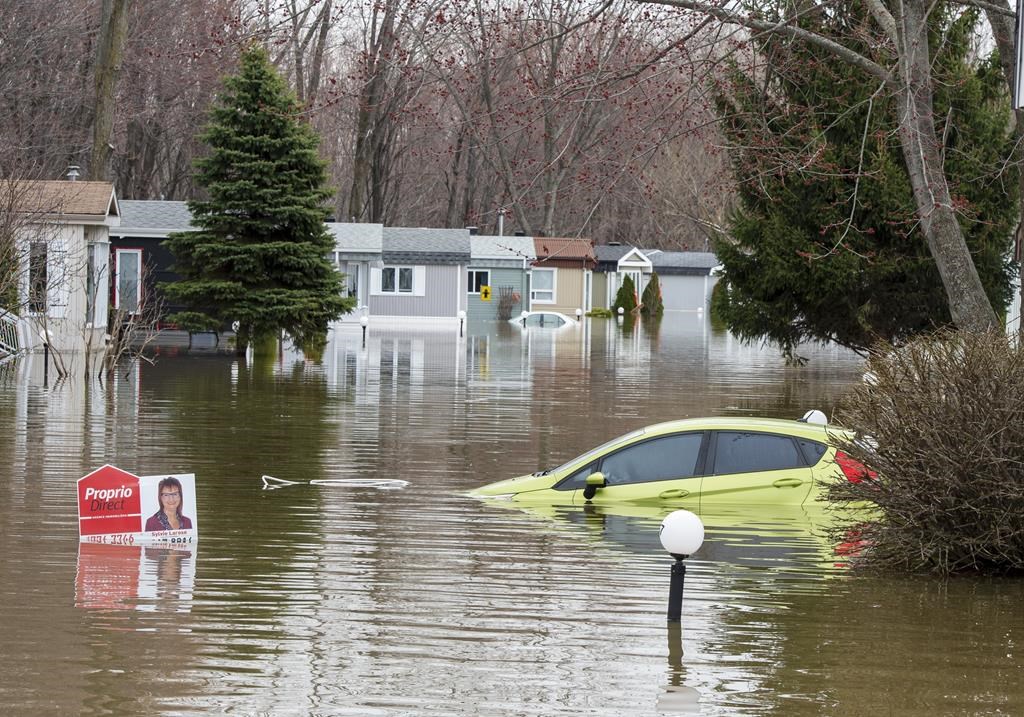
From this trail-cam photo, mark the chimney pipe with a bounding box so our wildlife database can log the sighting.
[66,165,81,181]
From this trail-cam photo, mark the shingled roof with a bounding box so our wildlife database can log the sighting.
[646,250,720,275]
[382,227,471,264]
[329,222,383,254]
[113,200,193,235]
[532,237,596,268]
[5,180,119,224]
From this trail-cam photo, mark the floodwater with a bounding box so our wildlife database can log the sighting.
[1,316,1022,716]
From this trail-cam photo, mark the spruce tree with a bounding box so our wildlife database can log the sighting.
[640,273,664,318]
[162,45,353,354]
[712,6,1017,358]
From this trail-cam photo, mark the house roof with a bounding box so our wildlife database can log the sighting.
[646,250,720,275]
[114,200,193,235]
[533,237,596,267]
[5,180,119,224]
[594,244,634,262]
[329,222,383,252]
[470,234,535,261]
[383,227,471,264]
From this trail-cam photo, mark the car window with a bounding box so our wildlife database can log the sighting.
[549,428,647,476]
[555,462,597,491]
[712,432,804,475]
[599,433,703,486]
[797,438,827,465]
[525,313,565,327]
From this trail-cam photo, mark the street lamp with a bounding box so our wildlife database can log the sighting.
[575,308,583,321]
[458,309,466,337]
[659,510,705,622]
[360,315,368,347]
[520,310,529,326]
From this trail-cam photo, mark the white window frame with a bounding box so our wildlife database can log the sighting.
[467,269,491,295]
[530,267,556,304]
[380,265,415,295]
[115,248,143,314]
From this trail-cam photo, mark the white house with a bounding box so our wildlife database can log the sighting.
[2,179,120,356]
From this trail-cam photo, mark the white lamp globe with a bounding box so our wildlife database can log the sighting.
[659,510,705,558]
[617,306,625,315]
[575,308,583,319]
[458,310,466,320]
[359,316,368,328]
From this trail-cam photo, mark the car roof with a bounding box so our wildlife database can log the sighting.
[640,416,844,440]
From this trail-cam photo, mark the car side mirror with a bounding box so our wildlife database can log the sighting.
[582,472,606,501]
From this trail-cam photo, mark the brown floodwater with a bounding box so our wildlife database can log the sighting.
[1,316,1021,716]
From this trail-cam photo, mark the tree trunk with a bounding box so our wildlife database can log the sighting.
[88,0,131,181]
[896,0,999,332]
[981,4,1024,333]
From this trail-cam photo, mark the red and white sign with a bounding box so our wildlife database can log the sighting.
[77,465,199,546]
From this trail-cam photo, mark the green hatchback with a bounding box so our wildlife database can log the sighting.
[472,415,863,506]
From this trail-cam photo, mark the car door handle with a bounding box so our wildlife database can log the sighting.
[659,488,691,500]
[772,478,804,488]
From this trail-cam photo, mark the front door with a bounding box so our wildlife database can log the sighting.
[573,432,705,505]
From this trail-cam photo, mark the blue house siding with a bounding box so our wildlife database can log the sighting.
[467,266,529,321]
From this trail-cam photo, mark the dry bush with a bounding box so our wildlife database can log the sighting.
[829,330,1024,575]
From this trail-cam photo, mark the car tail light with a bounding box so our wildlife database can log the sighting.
[833,451,877,483]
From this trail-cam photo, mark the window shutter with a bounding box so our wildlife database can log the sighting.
[370,267,382,295]
[413,265,426,296]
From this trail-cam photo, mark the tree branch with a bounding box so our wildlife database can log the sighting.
[635,0,897,89]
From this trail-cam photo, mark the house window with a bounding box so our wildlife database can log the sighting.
[381,266,413,294]
[28,242,47,313]
[531,268,556,303]
[468,269,490,294]
[115,248,142,314]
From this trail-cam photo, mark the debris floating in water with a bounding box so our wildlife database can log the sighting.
[262,475,409,491]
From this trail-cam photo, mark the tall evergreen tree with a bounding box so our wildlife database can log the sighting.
[711,6,1017,358]
[163,45,353,354]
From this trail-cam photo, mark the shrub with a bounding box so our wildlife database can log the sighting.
[640,273,664,317]
[828,330,1024,575]
[612,275,638,314]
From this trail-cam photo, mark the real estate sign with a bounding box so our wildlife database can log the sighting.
[77,465,198,546]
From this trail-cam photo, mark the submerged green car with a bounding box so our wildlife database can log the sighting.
[472,414,865,506]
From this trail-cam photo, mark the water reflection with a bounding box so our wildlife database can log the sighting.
[4,317,1021,715]
[75,543,196,612]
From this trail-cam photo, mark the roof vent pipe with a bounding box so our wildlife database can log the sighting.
[66,165,81,181]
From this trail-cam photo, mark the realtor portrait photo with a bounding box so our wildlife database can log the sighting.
[145,477,194,532]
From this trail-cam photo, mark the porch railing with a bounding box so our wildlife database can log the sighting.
[0,310,21,359]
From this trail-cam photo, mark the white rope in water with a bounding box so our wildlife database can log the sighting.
[262,475,409,491]
[309,478,409,489]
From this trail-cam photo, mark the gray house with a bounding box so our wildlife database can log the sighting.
[467,234,534,321]
[367,227,471,323]
[328,222,383,321]
[594,244,720,313]
[647,250,721,312]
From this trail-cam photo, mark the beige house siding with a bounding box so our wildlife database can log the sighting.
[532,267,587,315]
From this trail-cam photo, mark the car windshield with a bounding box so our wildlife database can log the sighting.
[538,427,647,476]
